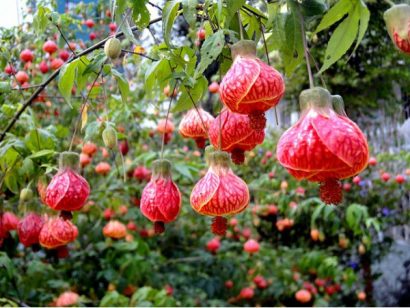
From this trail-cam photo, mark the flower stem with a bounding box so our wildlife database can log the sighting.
[237,11,244,40]
[160,81,178,160]
[299,11,314,89]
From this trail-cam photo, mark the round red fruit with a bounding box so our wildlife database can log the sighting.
[20,49,34,62]
[43,40,58,54]
[243,239,260,254]
[295,289,312,303]
[59,50,70,61]
[51,58,64,70]
[208,81,219,93]
[197,28,206,40]
[39,61,49,74]
[206,237,221,253]
[396,174,406,184]
[15,71,29,84]
[85,19,95,28]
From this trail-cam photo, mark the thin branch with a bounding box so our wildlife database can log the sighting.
[237,11,244,40]
[121,49,159,61]
[185,86,209,137]
[259,19,279,125]
[0,16,162,142]
[9,62,25,98]
[307,49,327,88]
[68,67,103,151]
[55,23,76,56]
[148,1,162,11]
[11,84,44,91]
[148,27,160,45]
[241,5,267,20]
[160,82,178,160]
[299,11,314,89]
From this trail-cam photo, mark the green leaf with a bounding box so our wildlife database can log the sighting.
[217,0,224,26]
[76,56,90,91]
[0,81,11,93]
[163,0,182,48]
[58,61,78,106]
[174,162,193,181]
[4,173,18,193]
[346,203,368,233]
[33,6,50,34]
[0,252,15,279]
[27,149,56,159]
[227,0,247,21]
[195,30,225,79]
[83,52,107,75]
[145,59,172,93]
[121,17,139,45]
[242,11,261,41]
[20,157,34,176]
[283,1,304,76]
[267,3,287,50]
[84,121,103,142]
[352,0,370,54]
[100,291,129,307]
[301,0,327,20]
[131,0,150,28]
[25,129,55,152]
[111,69,129,103]
[318,4,360,73]
[173,76,207,112]
[182,0,198,29]
[315,0,352,33]
[311,203,325,227]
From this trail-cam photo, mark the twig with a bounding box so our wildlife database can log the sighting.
[185,87,209,136]
[299,10,314,89]
[237,11,244,40]
[68,67,103,151]
[11,84,44,91]
[55,23,76,56]
[307,50,327,88]
[241,5,267,20]
[259,19,279,125]
[121,49,158,61]
[148,1,162,11]
[0,16,162,142]
[160,82,178,160]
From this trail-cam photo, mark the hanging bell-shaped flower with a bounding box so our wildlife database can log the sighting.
[39,216,78,249]
[178,108,214,148]
[208,108,265,164]
[276,87,369,204]
[219,40,285,130]
[190,149,249,235]
[384,4,410,54]
[140,159,182,234]
[45,152,90,211]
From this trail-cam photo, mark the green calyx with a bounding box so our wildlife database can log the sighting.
[204,145,215,164]
[208,150,231,168]
[59,151,80,171]
[331,94,347,117]
[152,159,172,178]
[230,40,257,59]
[299,87,332,110]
